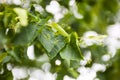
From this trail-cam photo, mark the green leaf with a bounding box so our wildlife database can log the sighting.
[38,26,66,59]
[60,44,80,60]
[8,46,29,63]
[0,52,7,62]
[68,68,79,78]
[70,60,80,68]
[63,59,70,68]
[13,24,37,46]
[48,23,68,37]
[3,13,12,28]
[13,8,28,26]
[60,32,83,60]
[0,29,7,45]
[8,50,21,63]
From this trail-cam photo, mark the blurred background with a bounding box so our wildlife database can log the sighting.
[0,0,120,80]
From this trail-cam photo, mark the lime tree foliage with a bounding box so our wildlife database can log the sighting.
[0,0,120,80]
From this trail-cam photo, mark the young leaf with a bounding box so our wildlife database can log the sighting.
[38,26,66,59]
[47,22,68,37]
[13,8,28,26]
[60,32,83,60]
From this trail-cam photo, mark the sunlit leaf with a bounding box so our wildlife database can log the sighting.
[48,23,68,37]
[38,26,66,59]
[13,8,28,26]
[60,32,83,60]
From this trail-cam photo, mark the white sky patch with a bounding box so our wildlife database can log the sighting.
[106,37,120,49]
[43,72,57,80]
[27,45,35,60]
[102,54,111,62]
[77,67,96,80]
[46,1,60,14]
[80,51,91,66]
[80,60,87,66]
[69,0,75,6]
[42,63,51,72]
[0,0,6,4]
[54,13,64,22]
[55,59,61,66]
[21,0,30,8]
[5,28,9,35]
[46,0,68,22]
[84,51,91,60]
[94,78,100,80]
[91,63,106,72]
[1,0,22,5]
[10,63,57,80]
[114,10,120,23]
[6,0,12,4]
[34,4,44,13]
[36,54,49,62]
[7,63,13,71]
[29,68,45,80]
[69,0,83,19]
[107,23,120,38]
[12,66,28,80]
[108,46,117,57]
[77,63,106,80]
[80,31,98,47]
[13,0,21,5]
[29,67,57,80]
[84,31,98,37]
[80,31,106,47]
[105,23,120,57]
[64,75,75,80]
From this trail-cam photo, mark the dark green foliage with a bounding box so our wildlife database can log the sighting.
[13,24,38,46]
[60,33,83,60]
[38,26,67,59]
[0,0,120,80]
